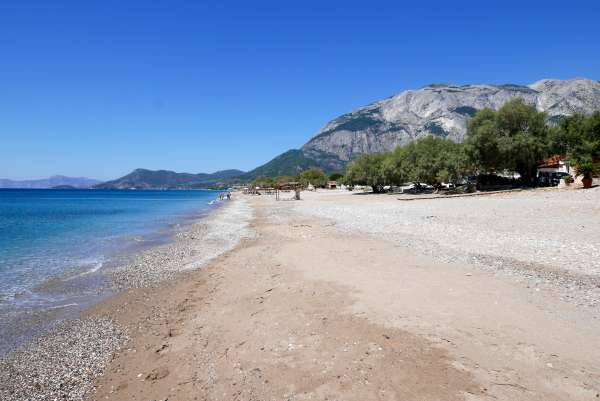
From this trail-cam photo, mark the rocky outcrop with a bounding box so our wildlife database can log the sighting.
[301,78,600,162]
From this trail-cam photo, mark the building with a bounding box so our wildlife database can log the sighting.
[537,155,570,175]
[537,155,571,186]
[327,181,338,189]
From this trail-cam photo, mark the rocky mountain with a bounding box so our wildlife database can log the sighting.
[94,168,245,189]
[255,78,600,175]
[0,175,102,189]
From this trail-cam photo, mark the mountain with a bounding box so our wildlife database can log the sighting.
[254,78,600,175]
[0,175,102,189]
[94,168,245,189]
[242,149,346,179]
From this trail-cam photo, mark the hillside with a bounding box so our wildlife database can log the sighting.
[252,78,600,176]
[241,149,346,180]
[94,168,245,189]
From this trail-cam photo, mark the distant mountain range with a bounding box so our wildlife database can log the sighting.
[251,77,600,175]
[0,175,102,189]
[6,78,600,189]
[93,168,245,189]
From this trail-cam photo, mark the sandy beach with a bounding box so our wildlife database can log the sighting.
[2,188,600,400]
[0,199,254,400]
[4,3,600,400]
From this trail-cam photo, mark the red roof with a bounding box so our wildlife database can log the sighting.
[538,155,567,168]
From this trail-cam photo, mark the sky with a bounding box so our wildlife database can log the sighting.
[1,0,599,180]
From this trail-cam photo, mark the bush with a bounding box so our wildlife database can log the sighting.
[298,168,328,187]
[574,160,599,178]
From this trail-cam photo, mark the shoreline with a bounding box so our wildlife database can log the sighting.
[0,195,254,401]
[0,192,228,356]
[2,189,600,400]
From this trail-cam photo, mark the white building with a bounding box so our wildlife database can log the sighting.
[537,155,570,176]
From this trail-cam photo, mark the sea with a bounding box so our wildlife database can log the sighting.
[0,188,222,355]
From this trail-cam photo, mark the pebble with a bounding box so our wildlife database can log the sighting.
[294,188,600,316]
[0,317,127,401]
[108,199,254,290]
[0,198,254,401]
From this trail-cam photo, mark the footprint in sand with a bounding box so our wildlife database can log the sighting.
[146,367,170,381]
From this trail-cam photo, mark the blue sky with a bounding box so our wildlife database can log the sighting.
[1,0,599,180]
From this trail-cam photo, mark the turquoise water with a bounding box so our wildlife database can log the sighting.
[0,189,220,304]
[0,188,222,354]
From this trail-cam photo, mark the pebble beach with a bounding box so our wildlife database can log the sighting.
[1,188,600,400]
[294,187,600,313]
[0,197,254,401]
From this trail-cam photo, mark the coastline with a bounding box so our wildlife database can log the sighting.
[0,189,227,355]
[2,189,600,400]
[0,195,254,401]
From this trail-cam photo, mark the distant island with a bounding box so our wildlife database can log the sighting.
[50,185,79,190]
[0,175,102,189]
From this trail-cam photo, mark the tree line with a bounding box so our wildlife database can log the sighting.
[345,98,600,192]
[251,168,340,189]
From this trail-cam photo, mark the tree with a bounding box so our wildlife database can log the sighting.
[345,153,388,193]
[387,136,467,187]
[496,98,549,183]
[548,114,585,156]
[273,175,296,185]
[251,175,303,189]
[579,111,600,162]
[463,108,502,174]
[551,111,600,167]
[464,98,550,184]
[298,168,328,187]
[251,176,275,188]
[435,141,469,185]
[381,146,410,185]
[329,172,344,181]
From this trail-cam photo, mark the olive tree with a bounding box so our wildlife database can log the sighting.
[344,153,388,193]
[385,136,467,187]
[464,98,550,184]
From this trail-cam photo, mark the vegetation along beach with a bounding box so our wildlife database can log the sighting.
[2,1,600,400]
